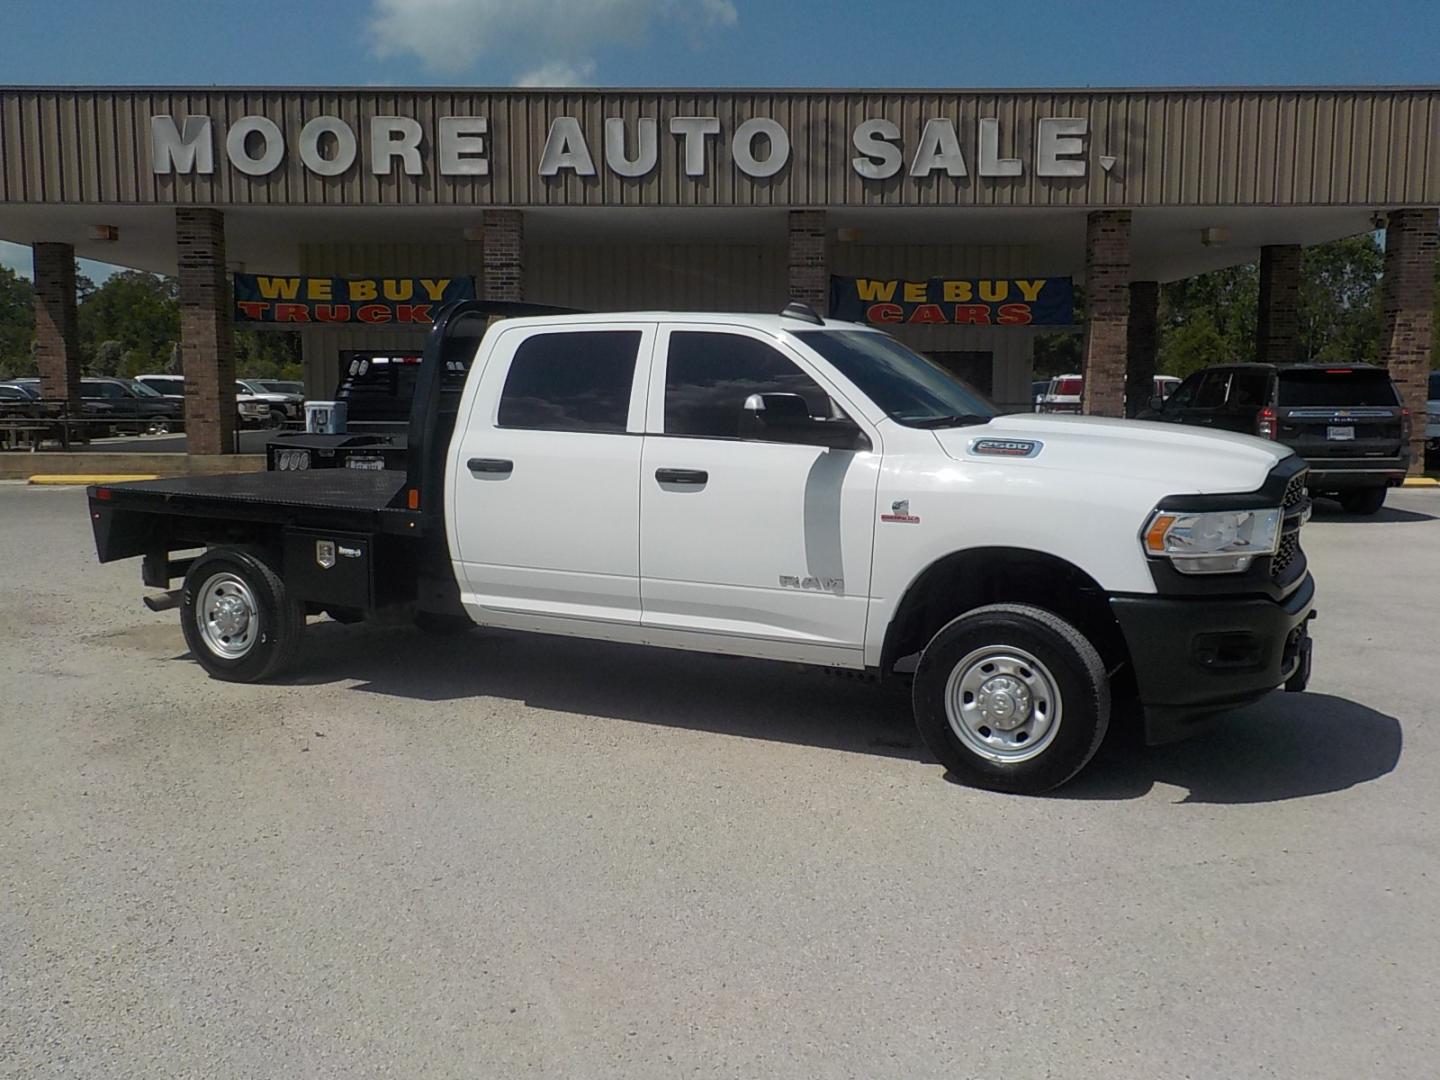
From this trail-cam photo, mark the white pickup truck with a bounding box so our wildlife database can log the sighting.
[88,302,1316,793]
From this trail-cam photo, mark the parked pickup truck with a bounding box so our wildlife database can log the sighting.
[87,302,1316,794]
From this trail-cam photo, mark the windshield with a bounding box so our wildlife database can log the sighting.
[1277,369,1399,407]
[252,380,301,394]
[794,330,996,427]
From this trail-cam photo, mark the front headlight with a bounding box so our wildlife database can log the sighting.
[1141,507,1282,574]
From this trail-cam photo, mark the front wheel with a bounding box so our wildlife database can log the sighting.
[1339,486,1386,515]
[912,604,1110,794]
[180,547,305,682]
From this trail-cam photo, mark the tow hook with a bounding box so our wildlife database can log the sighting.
[142,589,183,613]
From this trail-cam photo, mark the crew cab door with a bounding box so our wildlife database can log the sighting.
[638,326,880,661]
[448,323,654,625]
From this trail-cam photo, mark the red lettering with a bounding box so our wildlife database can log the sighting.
[907,303,948,325]
[395,304,434,324]
[235,301,270,320]
[357,304,393,324]
[866,302,904,324]
[313,304,353,322]
[952,304,992,325]
[274,303,311,323]
[996,303,1033,326]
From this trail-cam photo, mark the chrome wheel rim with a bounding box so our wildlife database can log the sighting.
[944,645,1062,764]
[196,572,259,659]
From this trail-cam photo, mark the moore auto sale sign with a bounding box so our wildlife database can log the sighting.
[151,111,1105,183]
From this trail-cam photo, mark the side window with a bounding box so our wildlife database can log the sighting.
[664,331,832,439]
[1164,374,1201,410]
[1227,370,1268,409]
[1193,371,1229,408]
[497,330,640,434]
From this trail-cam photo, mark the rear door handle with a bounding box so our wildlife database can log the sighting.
[655,468,708,486]
[467,457,513,474]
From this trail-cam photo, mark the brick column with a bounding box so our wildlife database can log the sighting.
[32,243,81,406]
[1124,280,1159,418]
[1081,210,1131,417]
[176,208,236,456]
[1255,244,1302,365]
[482,209,524,301]
[787,210,828,314]
[1379,208,1438,474]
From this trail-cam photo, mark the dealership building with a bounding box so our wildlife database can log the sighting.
[0,85,1436,466]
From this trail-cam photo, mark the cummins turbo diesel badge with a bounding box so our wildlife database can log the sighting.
[970,438,1043,458]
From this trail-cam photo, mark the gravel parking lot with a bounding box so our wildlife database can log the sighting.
[2,481,1437,1079]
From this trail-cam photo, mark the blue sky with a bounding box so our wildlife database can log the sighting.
[3,0,1437,278]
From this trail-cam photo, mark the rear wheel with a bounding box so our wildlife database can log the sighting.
[912,604,1110,794]
[1339,486,1386,515]
[180,547,305,682]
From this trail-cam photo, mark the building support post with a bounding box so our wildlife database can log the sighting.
[1255,244,1302,365]
[1124,280,1159,417]
[787,210,828,314]
[482,209,525,301]
[32,242,82,410]
[1379,208,1438,475]
[1081,210,1131,417]
[177,207,236,456]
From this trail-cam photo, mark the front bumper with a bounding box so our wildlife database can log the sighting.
[1110,572,1316,745]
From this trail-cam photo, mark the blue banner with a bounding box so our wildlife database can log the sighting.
[233,274,476,324]
[829,275,1074,327]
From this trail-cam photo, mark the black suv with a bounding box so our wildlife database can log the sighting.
[1141,363,1409,514]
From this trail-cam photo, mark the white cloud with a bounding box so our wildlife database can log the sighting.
[516,59,599,87]
[367,0,737,81]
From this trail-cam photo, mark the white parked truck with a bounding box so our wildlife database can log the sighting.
[88,302,1316,793]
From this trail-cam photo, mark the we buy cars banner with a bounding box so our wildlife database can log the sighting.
[233,274,477,324]
[829,275,1074,327]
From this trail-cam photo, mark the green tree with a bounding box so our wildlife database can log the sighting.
[0,266,36,379]
[1157,262,1258,375]
[76,271,178,375]
[1299,234,1383,363]
[234,329,302,382]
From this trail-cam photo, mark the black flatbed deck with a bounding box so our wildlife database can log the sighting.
[92,469,422,536]
[105,469,407,510]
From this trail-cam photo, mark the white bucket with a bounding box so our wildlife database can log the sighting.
[305,400,348,434]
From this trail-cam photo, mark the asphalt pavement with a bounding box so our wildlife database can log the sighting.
[1,484,1437,1079]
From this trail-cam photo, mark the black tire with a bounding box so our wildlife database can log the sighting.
[180,547,305,682]
[265,407,285,429]
[1339,486,1386,515]
[912,603,1110,794]
[413,610,474,635]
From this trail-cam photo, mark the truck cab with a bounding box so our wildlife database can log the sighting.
[87,303,1316,794]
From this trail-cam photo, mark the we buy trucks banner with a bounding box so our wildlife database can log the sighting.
[233,274,477,324]
[829,275,1074,327]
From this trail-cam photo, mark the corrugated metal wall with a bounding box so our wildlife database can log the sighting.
[4,87,1438,208]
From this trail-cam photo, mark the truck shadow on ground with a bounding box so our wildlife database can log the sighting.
[265,620,1403,804]
[1309,498,1435,524]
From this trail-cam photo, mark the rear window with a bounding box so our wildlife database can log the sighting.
[1054,377,1083,396]
[1429,372,1440,399]
[1277,369,1399,407]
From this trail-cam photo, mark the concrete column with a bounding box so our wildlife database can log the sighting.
[1124,280,1159,418]
[1255,244,1302,365]
[482,209,524,301]
[1379,208,1438,474]
[176,207,236,456]
[787,210,828,314]
[1081,209,1131,417]
[32,243,82,407]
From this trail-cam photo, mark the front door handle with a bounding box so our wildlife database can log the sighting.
[467,457,513,474]
[655,468,708,486]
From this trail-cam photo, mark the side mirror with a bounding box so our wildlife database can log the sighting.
[742,393,871,452]
[1147,395,1164,413]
